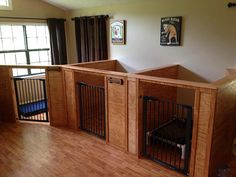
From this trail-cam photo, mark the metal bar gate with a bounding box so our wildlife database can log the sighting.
[78,82,106,139]
[13,77,49,122]
[143,96,192,176]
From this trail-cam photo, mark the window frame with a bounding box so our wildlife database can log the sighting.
[0,23,51,76]
[0,0,12,10]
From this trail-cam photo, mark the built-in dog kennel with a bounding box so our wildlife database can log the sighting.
[134,66,197,175]
[46,60,129,150]
[127,64,236,177]
[142,86,194,175]
[64,60,129,148]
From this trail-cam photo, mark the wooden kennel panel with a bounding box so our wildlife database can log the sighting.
[107,75,128,150]
[209,75,236,177]
[46,67,68,127]
[0,67,17,122]
[134,64,179,79]
[64,69,77,129]
[69,60,127,73]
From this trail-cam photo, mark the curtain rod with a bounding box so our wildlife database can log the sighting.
[0,16,66,21]
[71,15,109,21]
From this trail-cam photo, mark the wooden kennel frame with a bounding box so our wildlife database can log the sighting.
[0,60,235,177]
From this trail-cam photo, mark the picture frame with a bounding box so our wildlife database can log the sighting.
[160,16,182,46]
[111,20,126,45]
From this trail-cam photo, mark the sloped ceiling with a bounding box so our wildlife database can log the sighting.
[43,0,145,10]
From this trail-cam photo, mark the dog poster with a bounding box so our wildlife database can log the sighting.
[111,20,126,45]
[160,16,182,46]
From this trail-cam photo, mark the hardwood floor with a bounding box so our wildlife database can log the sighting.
[0,122,185,177]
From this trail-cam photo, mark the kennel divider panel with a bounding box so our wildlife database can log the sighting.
[63,69,77,129]
[46,67,68,127]
[0,67,17,122]
[68,60,128,73]
[107,75,128,150]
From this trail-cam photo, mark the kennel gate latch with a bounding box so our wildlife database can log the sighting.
[108,77,123,85]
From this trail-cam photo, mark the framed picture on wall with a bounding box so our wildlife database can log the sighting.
[111,20,126,45]
[160,16,182,46]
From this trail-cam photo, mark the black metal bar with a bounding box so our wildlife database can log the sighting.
[153,101,156,159]
[86,85,89,132]
[97,87,99,136]
[29,79,34,120]
[27,78,33,120]
[89,86,92,132]
[42,80,48,122]
[23,78,28,119]
[103,88,106,138]
[79,83,83,130]
[35,80,40,120]
[92,86,94,134]
[71,15,109,21]
[143,97,148,156]
[149,101,153,158]
[98,89,103,135]
[98,88,101,136]
[34,79,39,120]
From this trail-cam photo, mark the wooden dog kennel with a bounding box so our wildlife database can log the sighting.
[46,60,130,151]
[127,64,236,177]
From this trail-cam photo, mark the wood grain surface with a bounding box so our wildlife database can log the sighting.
[0,122,186,177]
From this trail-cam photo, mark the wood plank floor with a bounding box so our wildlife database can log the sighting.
[0,122,185,177]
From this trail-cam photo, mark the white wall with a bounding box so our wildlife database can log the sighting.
[66,0,236,82]
[0,0,65,19]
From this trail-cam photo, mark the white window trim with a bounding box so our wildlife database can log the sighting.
[0,0,13,10]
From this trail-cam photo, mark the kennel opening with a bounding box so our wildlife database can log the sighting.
[143,96,192,175]
[78,82,106,139]
[13,77,49,122]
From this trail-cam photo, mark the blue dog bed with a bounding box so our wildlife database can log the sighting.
[19,100,47,117]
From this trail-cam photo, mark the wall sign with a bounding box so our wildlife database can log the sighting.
[111,20,126,45]
[160,16,182,46]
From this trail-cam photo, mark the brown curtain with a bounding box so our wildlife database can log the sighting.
[47,18,67,65]
[74,16,108,63]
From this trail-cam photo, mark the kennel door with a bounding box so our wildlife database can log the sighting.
[107,76,127,150]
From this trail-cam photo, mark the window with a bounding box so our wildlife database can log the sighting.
[0,0,12,10]
[0,24,51,76]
